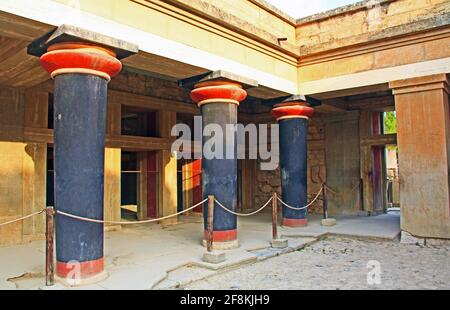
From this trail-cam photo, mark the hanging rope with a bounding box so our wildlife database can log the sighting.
[0,210,45,227]
[56,198,208,225]
[276,186,323,211]
[324,181,361,198]
[214,196,273,217]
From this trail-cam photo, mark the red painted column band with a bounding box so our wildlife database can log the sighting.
[282,218,308,228]
[203,229,238,242]
[56,258,104,279]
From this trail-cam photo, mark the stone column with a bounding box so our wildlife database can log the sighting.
[39,42,123,282]
[190,80,247,249]
[390,74,450,240]
[29,26,137,283]
[272,98,314,227]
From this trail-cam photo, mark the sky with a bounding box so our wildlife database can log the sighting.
[265,0,360,19]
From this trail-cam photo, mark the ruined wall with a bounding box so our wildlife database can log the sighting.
[296,0,450,55]
[254,118,326,214]
[297,0,450,91]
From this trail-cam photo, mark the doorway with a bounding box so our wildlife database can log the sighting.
[371,112,386,214]
[121,151,138,220]
[120,150,159,221]
[364,111,399,214]
[383,111,399,211]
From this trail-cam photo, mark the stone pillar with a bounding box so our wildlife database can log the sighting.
[390,74,450,240]
[272,99,314,227]
[39,43,122,282]
[190,80,247,249]
[104,101,122,231]
[158,110,178,226]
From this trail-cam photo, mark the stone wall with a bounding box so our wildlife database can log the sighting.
[166,0,297,49]
[0,87,46,246]
[110,69,192,103]
[296,0,450,56]
[254,117,326,214]
[307,118,326,214]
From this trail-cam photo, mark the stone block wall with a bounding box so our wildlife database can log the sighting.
[296,0,450,56]
[0,87,47,246]
[109,69,192,103]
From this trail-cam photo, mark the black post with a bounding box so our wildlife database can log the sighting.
[323,183,328,220]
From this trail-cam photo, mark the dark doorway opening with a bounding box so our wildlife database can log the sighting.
[121,151,138,220]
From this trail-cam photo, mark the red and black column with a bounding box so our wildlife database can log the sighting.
[39,42,122,281]
[190,81,248,249]
[272,99,314,227]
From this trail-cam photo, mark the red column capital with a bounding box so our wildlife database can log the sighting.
[40,42,122,82]
[271,102,314,122]
[190,81,247,107]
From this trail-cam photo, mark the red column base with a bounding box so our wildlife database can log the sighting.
[202,229,239,250]
[203,229,237,242]
[282,218,308,227]
[56,257,104,279]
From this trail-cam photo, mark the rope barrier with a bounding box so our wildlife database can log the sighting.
[56,198,208,225]
[0,210,45,227]
[324,184,339,196]
[215,196,273,217]
[0,182,351,228]
[277,186,323,211]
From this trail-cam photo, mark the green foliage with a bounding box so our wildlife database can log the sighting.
[384,112,398,151]
[384,111,397,134]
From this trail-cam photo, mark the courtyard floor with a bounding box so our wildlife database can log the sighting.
[185,235,450,290]
[0,212,402,290]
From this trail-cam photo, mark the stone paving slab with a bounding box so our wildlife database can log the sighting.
[191,251,258,271]
[252,237,317,261]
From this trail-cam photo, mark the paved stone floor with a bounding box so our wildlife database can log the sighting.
[185,236,450,290]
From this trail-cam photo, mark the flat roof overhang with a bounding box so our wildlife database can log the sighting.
[0,0,296,99]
